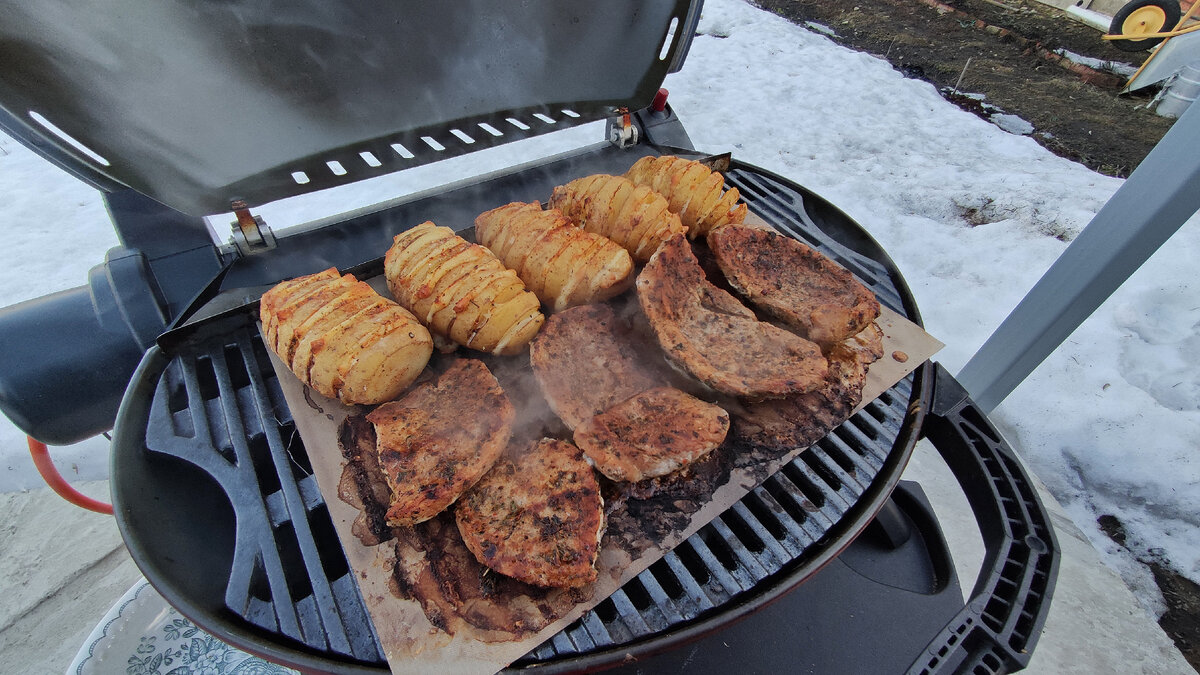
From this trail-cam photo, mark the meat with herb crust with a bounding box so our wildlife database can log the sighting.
[365,358,513,527]
[573,387,729,483]
[731,322,884,450]
[455,438,604,589]
[636,234,828,399]
[708,223,880,347]
[529,303,659,430]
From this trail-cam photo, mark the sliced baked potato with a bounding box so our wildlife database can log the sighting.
[624,155,747,239]
[384,222,545,355]
[259,268,433,405]
[548,174,686,263]
[475,201,634,311]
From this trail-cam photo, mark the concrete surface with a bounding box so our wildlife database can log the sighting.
[0,454,1193,674]
[0,481,141,673]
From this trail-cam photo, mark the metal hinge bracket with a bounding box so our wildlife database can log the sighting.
[229,200,276,255]
[606,108,640,148]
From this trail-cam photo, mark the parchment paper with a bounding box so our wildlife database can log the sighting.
[268,298,940,675]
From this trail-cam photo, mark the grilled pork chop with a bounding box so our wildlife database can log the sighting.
[337,415,396,546]
[732,323,883,450]
[390,512,575,643]
[529,303,658,430]
[708,224,880,347]
[636,234,828,399]
[455,438,604,589]
[365,358,514,527]
[573,387,729,482]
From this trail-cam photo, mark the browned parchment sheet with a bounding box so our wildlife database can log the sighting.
[268,304,939,675]
[267,208,941,674]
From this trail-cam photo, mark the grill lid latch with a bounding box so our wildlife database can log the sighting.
[229,200,277,255]
[606,108,640,148]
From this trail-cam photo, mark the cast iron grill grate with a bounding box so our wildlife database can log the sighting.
[139,163,920,668]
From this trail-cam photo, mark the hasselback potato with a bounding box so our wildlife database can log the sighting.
[384,221,545,355]
[260,268,433,405]
[548,174,686,263]
[624,155,747,239]
[474,201,634,312]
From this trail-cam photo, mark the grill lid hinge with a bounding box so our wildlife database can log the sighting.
[229,200,276,255]
[606,108,640,148]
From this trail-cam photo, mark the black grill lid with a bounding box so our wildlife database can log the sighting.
[0,0,698,216]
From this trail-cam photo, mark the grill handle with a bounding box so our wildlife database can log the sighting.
[909,363,1060,675]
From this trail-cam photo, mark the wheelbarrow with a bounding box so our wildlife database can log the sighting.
[1105,0,1200,51]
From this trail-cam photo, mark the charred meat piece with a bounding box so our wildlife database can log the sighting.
[573,387,729,482]
[529,303,659,430]
[731,323,883,450]
[455,438,604,589]
[390,512,582,643]
[708,224,880,347]
[337,415,396,546]
[365,358,514,527]
[828,322,884,377]
[636,234,828,399]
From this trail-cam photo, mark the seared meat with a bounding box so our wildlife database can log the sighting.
[456,438,604,588]
[391,512,574,642]
[365,358,514,527]
[529,304,658,430]
[573,387,729,482]
[828,322,884,379]
[731,323,883,450]
[337,415,396,546]
[636,234,828,399]
[708,224,880,347]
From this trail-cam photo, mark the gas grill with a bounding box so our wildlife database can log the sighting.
[0,2,1058,673]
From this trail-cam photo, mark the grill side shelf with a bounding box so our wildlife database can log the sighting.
[909,364,1060,675]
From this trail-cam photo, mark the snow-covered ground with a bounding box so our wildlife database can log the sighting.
[1,0,1196,620]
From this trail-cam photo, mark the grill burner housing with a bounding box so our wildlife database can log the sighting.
[111,147,1057,674]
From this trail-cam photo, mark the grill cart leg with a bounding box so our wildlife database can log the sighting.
[957,99,1200,413]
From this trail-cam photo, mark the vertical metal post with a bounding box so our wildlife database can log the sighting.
[957,97,1200,412]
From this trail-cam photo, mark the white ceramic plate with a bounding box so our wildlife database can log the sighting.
[67,578,299,675]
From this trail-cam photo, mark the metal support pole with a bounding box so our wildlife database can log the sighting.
[957,97,1200,412]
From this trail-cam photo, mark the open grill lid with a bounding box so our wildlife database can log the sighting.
[0,0,699,216]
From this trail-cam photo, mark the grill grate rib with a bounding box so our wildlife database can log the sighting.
[138,163,918,669]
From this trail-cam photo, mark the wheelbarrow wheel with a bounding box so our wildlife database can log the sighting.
[1109,0,1182,51]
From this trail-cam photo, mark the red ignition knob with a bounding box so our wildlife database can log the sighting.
[651,88,669,112]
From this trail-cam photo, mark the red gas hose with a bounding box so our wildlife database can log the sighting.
[27,436,114,515]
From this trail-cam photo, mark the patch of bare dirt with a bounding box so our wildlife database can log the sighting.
[1098,514,1200,671]
[753,0,1175,177]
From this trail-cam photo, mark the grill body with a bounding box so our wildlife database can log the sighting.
[112,147,944,672]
